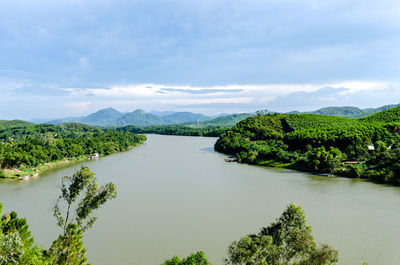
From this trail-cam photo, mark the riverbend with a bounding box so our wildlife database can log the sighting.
[1,134,400,264]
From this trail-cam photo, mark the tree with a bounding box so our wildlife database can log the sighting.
[161,251,212,265]
[0,232,24,265]
[226,203,338,265]
[48,224,87,265]
[0,202,49,265]
[52,167,117,264]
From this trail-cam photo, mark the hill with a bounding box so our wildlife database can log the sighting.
[215,108,400,185]
[300,104,400,118]
[191,113,253,127]
[163,112,210,124]
[0,120,34,130]
[359,106,400,123]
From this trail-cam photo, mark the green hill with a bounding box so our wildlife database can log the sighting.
[301,104,400,118]
[215,108,400,185]
[359,106,400,123]
[0,120,34,130]
[309,106,369,118]
[163,112,210,124]
[189,113,253,127]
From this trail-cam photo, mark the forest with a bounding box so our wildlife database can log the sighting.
[215,106,400,185]
[0,123,146,179]
[117,124,228,137]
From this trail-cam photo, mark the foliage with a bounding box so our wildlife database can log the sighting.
[118,125,229,137]
[0,232,24,264]
[161,251,212,265]
[54,167,117,233]
[0,202,50,264]
[226,204,338,265]
[215,108,400,185]
[48,223,87,265]
[0,120,33,130]
[51,167,116,264]
[298,147,343,173]
[359,106,400,123]
[0,123,146,176]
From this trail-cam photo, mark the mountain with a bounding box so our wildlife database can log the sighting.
[48,108,217,126]
[163,112,210,124]
[81,107,123,126]
[116,109,166,126]
[188,113,253,127]
[49,116,83,125]
[149,111,177,117]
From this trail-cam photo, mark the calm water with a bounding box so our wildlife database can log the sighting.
[1,134,400,265]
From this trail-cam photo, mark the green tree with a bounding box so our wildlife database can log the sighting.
[0,202,49,265]
[48,224,87,265]
[0,232,24,265]
[52,167,117,264]
[161,251,212,265]
[226,203,338,265]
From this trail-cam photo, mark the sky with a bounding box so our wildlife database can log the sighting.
[1,0,400,119]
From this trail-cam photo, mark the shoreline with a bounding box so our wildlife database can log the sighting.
[1,155,90,180]
[0,141,146,181]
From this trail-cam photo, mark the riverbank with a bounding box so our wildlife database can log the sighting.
[0,156,89,180]
[0,140,146,180]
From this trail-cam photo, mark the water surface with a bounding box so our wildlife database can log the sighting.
[1,135,400,265]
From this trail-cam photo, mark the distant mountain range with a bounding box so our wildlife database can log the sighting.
[23,103,400,127]
[48,108,220,126]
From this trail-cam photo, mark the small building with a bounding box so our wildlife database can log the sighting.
[368,145,375,151]
[88,153,99,160]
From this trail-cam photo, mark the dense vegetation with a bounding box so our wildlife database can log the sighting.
[0,120,33,130]
[0,123,146,178]
[118,125,229,137]
[215,107,400,185]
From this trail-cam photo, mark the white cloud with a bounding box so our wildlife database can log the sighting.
[64,101,91,114]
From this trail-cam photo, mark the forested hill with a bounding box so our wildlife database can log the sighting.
[0,120,33,130]
[215,107,400,185]
[0,122,146,179]
[295,104,400,118]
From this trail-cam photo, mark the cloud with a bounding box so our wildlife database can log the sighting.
[157,88,244,94]
[0,0,399,86]
[266,83,400,112]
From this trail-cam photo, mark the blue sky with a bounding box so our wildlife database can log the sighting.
[1,0,400,119]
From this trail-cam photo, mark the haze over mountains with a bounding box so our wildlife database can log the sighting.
[49,108,215,126]
[34,103,400,127]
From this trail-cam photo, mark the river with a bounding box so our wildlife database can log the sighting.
[1,134,400,264]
